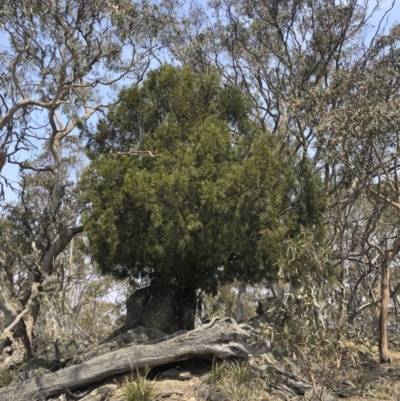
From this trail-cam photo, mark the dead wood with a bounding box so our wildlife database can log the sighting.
[258,354,312,395]
[0,317,255,400]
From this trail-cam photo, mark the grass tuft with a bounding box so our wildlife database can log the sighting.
[223,359,254,385]
[121,366,155,401]
[219,380,259,401]
[0,368,14,388]
[208,357,225,384]
[209,358,264,401]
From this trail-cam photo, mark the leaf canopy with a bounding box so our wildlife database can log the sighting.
[81,65,325,292]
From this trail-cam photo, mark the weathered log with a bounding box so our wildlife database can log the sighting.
[261,354,312,395]
[0,317,255,400]
[249,354,312,395]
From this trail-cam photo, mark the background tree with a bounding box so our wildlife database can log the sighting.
[314,23,400,362]
[81,65,326,329]
[171,0,386,153]
[169,0,400,362]
[0,0,173,356]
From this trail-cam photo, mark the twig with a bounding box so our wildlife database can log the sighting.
[65,388,90,400]
[113,149,159,158]
[155,391,183,399]
[298,350,324,401]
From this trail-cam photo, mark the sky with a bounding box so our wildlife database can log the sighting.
[371,0,400,33]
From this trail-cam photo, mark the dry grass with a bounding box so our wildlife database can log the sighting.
[374,392,392,400]
[208,358,225,384]
[121,366,156,401]
[0,389,45,401]
[0,368,14,389]
[209,359,266,401]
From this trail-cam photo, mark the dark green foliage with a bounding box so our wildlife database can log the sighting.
[81,65,325,293]
[294,157,326,240]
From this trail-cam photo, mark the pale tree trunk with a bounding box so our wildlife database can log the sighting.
[236,283,247,322]
[338,197,350,325]
[0,265,25,349]
[194,292,209,328]
[25,114,83,347]
[0,290,18,326]
[369,234,400,364]
[379,258,391,363]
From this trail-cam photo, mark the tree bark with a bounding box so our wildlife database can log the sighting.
[236,282,247,322]
[0,317,255,400]
[379,259,391,363]
[0,289,18,325]
[0,150,6,174]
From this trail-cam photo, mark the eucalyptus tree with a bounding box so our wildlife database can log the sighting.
[315,24,400,363]
[0,0,173,356]
[169,0,400,362]
[171,0,391,155]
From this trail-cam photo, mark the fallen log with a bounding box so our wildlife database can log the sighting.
[0,317,255,400]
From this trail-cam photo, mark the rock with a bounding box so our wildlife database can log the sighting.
[162,367,192,380]
[19,366,51,380]
[162,367,181,378]
[80,384,118,401]
[177,372,192,381]
[196,387,228,401]
[26,338,81,372]
[197,388,209,399]
[207,388,228,401]
[335,389,358,398]
[126,285,197,333]
[3,349,25,369]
